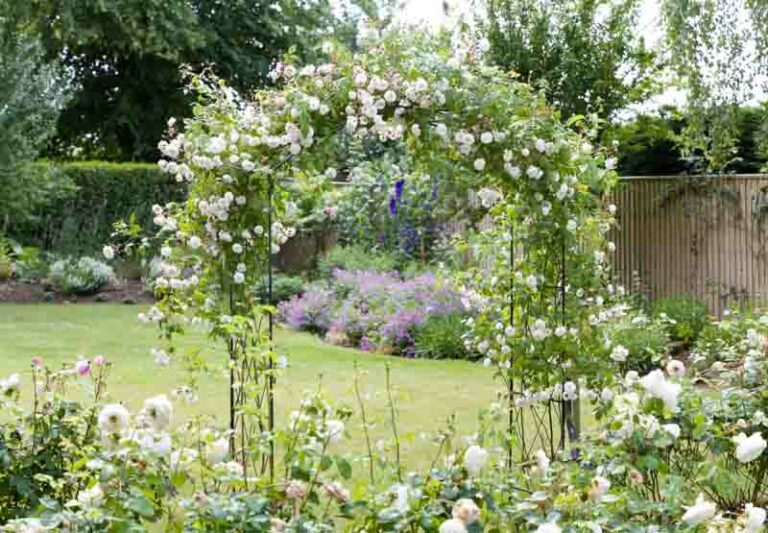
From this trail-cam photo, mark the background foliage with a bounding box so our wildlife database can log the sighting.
[482,0,657,121]
[5,162,185,256]
[18,0,374,161]
[0,1,69,231]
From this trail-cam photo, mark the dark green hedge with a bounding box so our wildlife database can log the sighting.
[6,161,186,255]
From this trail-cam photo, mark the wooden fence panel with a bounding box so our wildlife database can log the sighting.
[610,175,768,316]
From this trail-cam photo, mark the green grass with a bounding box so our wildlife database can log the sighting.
[0,304,500,472]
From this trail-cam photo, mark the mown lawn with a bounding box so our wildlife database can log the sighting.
[0,303,500,472]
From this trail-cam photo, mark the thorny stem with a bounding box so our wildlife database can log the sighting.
[385,363,402,483]
[299,433,332,514]
[283,401,308,482]
[354,361,376,485]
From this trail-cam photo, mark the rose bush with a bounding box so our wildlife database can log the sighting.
[4,315,768,532]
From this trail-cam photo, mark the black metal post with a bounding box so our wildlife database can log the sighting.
[267,174,276,482]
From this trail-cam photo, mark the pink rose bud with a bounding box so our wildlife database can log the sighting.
[74,359,90,377]
[93,355,106,366]
[31,357,43,367]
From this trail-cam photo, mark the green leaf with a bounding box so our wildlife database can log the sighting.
[336,456,352,479]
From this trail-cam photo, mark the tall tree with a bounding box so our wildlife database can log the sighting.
[0,1,69,230]
[26,0,369,161]
[482,0,657,121]
[661,0,768,172]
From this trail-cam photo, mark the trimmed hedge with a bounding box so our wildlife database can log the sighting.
[6,161,186,255]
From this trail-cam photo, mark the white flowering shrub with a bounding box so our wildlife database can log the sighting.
[48,256,114,295]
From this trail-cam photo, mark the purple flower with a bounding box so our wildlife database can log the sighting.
[388,196,397,216]
[394,179,405,202]
[359,337,374,352]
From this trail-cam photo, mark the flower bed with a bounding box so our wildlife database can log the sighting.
[278,268,468,357]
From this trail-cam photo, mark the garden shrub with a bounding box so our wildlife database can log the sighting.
[11,246,51,283]
[5,162,186,256]
[652,292,710,346]
[255,274,305,304]
[691,309,767,367]
[413,313,474,360]
[0,237,13,280]
[48,256,114,295]
[607,313,671,374]
[316,245,399,279]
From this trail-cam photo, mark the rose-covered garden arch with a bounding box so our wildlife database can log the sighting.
[148,30,619,477]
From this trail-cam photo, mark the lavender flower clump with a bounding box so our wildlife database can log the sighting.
[278,287,335,335]
[277,269,465,356]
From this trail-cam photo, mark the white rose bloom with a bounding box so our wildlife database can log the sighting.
[160,246,172,257]
[605,157,618,170]
[77,484,104,509]
[662,423,681,439]
[325,419,345,444]
[477,187,502,208]
[534,449,550,476]
[98,404,130,434]
[610,345,628,362]
[666,359,685,378]
[640,370,681,412]
[682,494,717,526]
[452,498,480,525]
[733,432,767,463]
[600,388,614,402]
[137,431,172,456]
[141,394,172,431]
[590,475,611,500]
[207,437,229,465]
[480,132,493,144]
[535,522,562,533]
[188,235,201,249]
[233,272,245,284]
[102,245,115,260]
[152,348,170,367]
[463,445,489,476]
[745,503,767,532]
[1,373,21,395]
[525,275,538,290]
[554,326,567,337]
[526,166,543,179]
[474,158,486,171]
[438,519,467,533]
[505,164,521,178]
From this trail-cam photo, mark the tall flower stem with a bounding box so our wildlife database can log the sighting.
[385,363,402,483]
[354,361,375,485]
